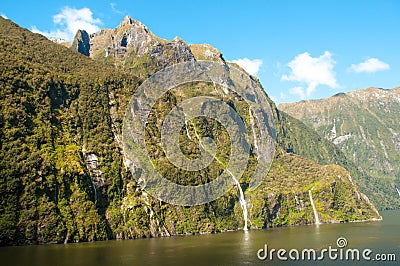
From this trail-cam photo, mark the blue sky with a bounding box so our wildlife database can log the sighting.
[1,0,399,103]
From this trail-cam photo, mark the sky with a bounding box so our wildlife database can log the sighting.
[1,0,399,103]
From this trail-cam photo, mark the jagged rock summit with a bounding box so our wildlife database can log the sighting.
[71,15,159,58]
[71,16,226,72]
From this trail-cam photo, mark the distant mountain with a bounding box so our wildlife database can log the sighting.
[279,87,400,208]
[0,16,380,246]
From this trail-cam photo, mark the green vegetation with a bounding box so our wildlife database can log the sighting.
[0,17,139,245]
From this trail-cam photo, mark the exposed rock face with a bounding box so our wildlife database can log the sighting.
[71,30,90,56]
[149,37,195,67]
[84,153,105,188]
[189,44,225,63]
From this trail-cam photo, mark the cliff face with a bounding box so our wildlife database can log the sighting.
[0,16,381,246]
[279,87,400,209]
[71,30,90,56]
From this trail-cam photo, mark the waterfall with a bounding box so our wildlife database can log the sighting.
[226,168,248,231]
[396,187,400,198]
[308,189,321,225]
[192,123,248,230]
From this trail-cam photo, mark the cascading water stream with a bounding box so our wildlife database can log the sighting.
[225,168,248,231]
[308,188,321,225]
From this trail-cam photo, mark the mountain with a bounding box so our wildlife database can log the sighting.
[69,16,392,212]
[279,87,400,209]
[0,16,380,246]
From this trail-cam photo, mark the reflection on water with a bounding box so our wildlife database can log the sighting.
[1,211,399,265]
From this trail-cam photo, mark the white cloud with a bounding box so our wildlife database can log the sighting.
[231,58,263,76]
[110,3,124,14]
[31,25,52,36]
[31,6,102,41]
[289,86,306,99]
[349,58,390,73]
[1,14,8,19]
[281,51,338,97]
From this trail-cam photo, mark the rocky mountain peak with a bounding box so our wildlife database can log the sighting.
[119,15,135,27]
[117,15,147,30]
[69,16,225,73]
[70,16,230,71]
[172,36,185,43]
[115,15,156,44]
[71,16,161,61]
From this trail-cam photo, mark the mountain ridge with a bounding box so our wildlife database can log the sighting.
[280,86,400,106]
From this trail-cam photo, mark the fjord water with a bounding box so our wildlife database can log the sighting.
[1,211,398,266]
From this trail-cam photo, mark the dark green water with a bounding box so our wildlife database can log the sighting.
[1,211,399,266]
